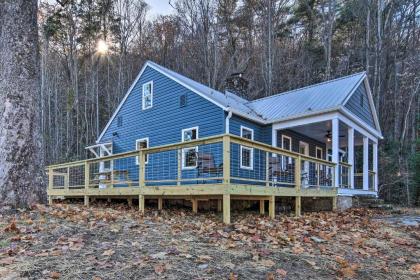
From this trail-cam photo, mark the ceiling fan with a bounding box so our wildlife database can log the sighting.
[325,130,345,141]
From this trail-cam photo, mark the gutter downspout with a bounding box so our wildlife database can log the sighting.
[225,108,233,134]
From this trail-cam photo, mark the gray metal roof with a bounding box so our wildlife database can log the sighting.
[247,72,366,122]
[151,61,366,123]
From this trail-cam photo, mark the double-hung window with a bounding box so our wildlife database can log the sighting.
[281,135,292,169]
[136,138,149,165]
[142,81,153,110]
[182,127,198,169]
[240,126,254,170]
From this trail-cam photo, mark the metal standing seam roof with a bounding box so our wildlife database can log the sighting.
[96,61,372,143]
[150,61,366,122]
[246,72,366,122]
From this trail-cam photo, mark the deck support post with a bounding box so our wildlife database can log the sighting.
[223,135,231,185]
[295,196,301,217]
[84,195,89,207]
[332,118,340,188]
[332,196,337,211]
[138,195,145,214]
[223,194,231,224]
[363,136,369,190]
[348,127,355,188]
[259,200,265,215]
[217,199,222,212]
[127,198,133,208]
[192,198,198,213]
[372,142,378,192]
[268,196,275,218]
[48,196,53,205]
[158,197,163,210]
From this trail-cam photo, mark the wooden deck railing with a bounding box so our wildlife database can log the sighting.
[47,134,344,193]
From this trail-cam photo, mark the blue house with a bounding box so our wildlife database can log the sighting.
[49,60,382,223]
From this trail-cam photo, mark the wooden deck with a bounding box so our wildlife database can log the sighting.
[47,134,342,223]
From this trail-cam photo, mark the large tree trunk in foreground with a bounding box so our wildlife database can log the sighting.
[0,0,45,208]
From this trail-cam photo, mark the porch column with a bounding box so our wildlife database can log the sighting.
[372,141,378,192]
[347,127,355,189]
[331,118,340,187]
[363,136,369,190]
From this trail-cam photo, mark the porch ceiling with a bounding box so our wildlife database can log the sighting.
[288,121,364,146]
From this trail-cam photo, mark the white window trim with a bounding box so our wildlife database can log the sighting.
[315,146,323,159]
[181,127,199,170]
[240,125,254,140]
[142,81,153,110]
[181,146,198,170]
[240,145,254,170]
[181,126,199,142]
[281,135,292,150]
[136,137,149,165]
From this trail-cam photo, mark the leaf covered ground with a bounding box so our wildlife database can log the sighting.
[0,202,419,280]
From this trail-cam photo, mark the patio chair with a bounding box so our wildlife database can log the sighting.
[196,153,223,183]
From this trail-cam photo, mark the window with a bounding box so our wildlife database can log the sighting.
[240,146,253,169]
[117,116,123,127]
[136,138,149,164]
[316,147,323,159]
[180,94,187,107]
[240,126,254,140]
[240,126,254,169]
[142,81,153,110]
[281,135,292,151]
[182,127,198,169]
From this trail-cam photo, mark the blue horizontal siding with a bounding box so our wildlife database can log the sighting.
[100,66,225,182]
[345,83,375,128]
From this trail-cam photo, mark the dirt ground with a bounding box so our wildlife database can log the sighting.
[0,201,419,280]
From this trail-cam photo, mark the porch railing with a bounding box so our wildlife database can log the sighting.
[47,134,339,192]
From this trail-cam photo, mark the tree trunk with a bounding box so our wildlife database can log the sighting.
[0,0,45,208]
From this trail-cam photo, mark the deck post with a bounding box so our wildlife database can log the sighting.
[138,195,145,214]
[217,199,222,212]
[372,142,378,192]
[332,118,340,188]
[48,167,53,191]
[268,196,275,218]
[177,149,182,186]
[347,127,355,189]
[65,167,70,190]
[139,150,145,188]
[295,156,301,192]
[48,196,53,205]
[223,135,231,185]
[223,194,231,224]
[295,196,301,217]
[84,161,90,189]
[158,197,163,210]
[332,196,337,211]
[84,195,89,207]
[265,152,269,187]
[259,200,265,215]
[127,198,133,208]
[192,198,198,213]
[363,136,369,190]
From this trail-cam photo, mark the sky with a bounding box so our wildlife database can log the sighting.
[144,0,175,18]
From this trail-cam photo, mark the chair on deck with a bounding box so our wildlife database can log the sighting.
[269,157,293,184]
[196,153,223,182]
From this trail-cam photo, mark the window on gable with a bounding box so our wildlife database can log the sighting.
[117,116,123,127]
[180,94,187,107]
[142,81,153,110]
[136,138,149,165]
[240,126,254,140]
[182,127,198,169]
